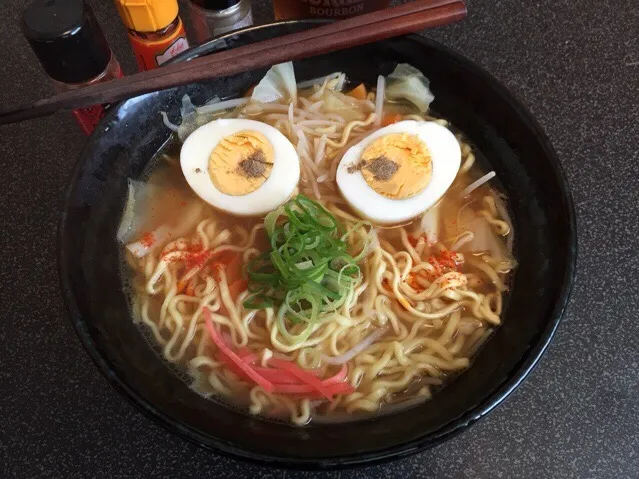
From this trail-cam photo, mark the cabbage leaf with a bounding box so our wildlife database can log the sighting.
[385,64,434,113]
[252,62,297,105]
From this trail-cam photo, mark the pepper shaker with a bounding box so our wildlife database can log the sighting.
[185,0,254,44]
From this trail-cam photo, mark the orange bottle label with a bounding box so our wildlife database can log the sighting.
[129,19,189,71]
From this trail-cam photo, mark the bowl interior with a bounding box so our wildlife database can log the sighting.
[59,22,575,467]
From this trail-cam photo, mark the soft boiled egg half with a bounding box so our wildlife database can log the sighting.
[336,121,461,225]
[181,119,300,216]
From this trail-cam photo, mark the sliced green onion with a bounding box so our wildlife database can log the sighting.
[243,293,274,310]
[246,195,375,345]
[264,205,285,236]
[276,303,315,343]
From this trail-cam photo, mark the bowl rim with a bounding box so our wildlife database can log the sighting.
[58,19,577,469]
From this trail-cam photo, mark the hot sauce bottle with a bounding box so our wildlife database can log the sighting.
[21,0,123,135]
[115,0,190,71]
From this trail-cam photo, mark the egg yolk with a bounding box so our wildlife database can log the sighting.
[208,131,274,196]
[356,133,432,199]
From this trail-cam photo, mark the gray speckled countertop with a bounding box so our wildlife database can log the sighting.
[1,0,638,477]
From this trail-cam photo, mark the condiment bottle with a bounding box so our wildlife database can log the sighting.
[21,0,123,135]
[115,0,190,71]
[186,0,254,44]
[272,0,390,20]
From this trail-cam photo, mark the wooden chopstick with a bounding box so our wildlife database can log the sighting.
[129,0,463,81]
[0,1,466,126]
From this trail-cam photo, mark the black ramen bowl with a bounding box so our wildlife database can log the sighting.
[58,20,576,468]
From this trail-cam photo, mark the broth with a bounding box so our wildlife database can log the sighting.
[120,72,516,425]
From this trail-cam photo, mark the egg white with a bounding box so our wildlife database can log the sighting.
[336,121,461,225]
[181,119,300,216]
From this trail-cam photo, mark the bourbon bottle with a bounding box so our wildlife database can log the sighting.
[273,0,391,20]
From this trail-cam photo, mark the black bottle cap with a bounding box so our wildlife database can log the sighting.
[22,0,112,84]
[190,0,241,11]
